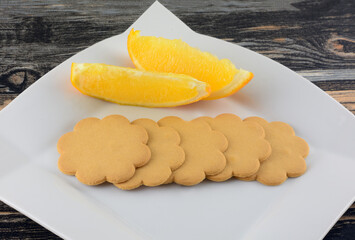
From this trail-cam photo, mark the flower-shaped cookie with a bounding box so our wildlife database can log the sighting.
[115,119,185,190]
[240,117,309,185]
[57,115,151,185]
[195,114,271,181]
[158,116,228,186]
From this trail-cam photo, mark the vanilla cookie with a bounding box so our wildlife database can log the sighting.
[57,115,151,185]
[240,117,309,186]
[158,116,228,186]
[195,114,271,181]
[115,118,185,190]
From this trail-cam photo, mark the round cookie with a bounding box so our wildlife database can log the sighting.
[57,115,151,185]
[195,113,271,181]
[239,117,309,186]
[158,116,228,186]
[115,118,185,190]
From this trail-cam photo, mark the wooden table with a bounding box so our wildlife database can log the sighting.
[0,0,354,239]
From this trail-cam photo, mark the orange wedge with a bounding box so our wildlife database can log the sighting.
[71,63,211,107]
[127,29,253,100]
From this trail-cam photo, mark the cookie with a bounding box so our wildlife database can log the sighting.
[114,118,185,190]
[57,115,151,185]
[239,117,309,185]
[158,116,228,186]
[195,114,271,181]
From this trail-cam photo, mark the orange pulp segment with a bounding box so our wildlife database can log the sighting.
[127,29,253,100]
[71,63,211,107]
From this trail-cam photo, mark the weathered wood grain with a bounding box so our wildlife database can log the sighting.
[0,0,354,76]
[0,0,354,239]
[0,201,61,239]
[326,90,355,113]
[327,90,355,103]
[299,69,355,82]
[324,203,355,240]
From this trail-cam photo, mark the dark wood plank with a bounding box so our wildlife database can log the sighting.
[324,203,355,240]
[0,203,61,239]
[0,0,354,76]
[313,80,355,91]
[180,1,355,72]
[0,0,354,239]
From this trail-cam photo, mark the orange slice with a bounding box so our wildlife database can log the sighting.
[71,63,211,107]
[127,29,253,100]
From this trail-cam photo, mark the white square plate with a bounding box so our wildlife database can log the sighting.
[1,2,354,240]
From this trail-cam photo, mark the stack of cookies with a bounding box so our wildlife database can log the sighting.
[57,114,309,190]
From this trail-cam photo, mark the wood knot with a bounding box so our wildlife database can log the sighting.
[326,34,355,58]
[0,68,41,93]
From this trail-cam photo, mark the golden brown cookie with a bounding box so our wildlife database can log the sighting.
[114,118,185,190]
[239,117,309,185]
[195,114,271,181]
[158,116,228,186]
[57,115,151,185]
